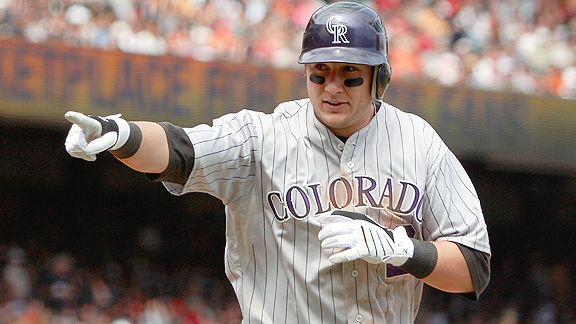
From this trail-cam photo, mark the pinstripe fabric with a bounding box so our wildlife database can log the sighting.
[162,98,490,323]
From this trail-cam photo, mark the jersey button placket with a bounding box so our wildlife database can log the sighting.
[350,269,363,323]
[343,262,359,324]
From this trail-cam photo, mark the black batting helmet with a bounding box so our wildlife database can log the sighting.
[298,1,392,99]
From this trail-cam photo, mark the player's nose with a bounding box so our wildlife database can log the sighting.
[324,73,344,94]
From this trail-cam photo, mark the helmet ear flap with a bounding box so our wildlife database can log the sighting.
[372,64,392,99]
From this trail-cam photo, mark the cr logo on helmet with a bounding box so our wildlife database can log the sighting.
[326,16,349,44]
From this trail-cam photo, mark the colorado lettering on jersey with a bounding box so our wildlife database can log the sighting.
[266,175,424,222]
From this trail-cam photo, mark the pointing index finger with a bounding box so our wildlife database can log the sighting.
[65,111,100,132]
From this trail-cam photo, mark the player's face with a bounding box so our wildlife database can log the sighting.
[305,62,375,138]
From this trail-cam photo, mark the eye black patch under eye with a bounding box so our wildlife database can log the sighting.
[310,74,325,84]
[344,77,364,87]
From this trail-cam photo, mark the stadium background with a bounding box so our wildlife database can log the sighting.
[1,0,575,323]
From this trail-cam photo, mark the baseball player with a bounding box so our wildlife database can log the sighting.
[64,2,490,323]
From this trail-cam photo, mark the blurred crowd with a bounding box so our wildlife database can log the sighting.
[0,245,242,324]
[1,243,575,324]
[0,0,575,99]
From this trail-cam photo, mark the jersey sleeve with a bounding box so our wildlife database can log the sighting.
[420,133,491,255]
[162,110,262,205]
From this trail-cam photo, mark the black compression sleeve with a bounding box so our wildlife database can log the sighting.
[146,122,195,185]
[456,243,491,300]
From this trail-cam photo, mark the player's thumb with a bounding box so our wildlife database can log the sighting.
[85,132,117,155]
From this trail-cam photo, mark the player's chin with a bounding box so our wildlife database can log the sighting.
[321,112,351,127]
[322,120,355,137]
[317,105,346,118]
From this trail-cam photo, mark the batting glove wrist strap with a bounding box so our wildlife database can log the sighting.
[113,121,142,159]
[399,239,438,279]
[88,115,142,159]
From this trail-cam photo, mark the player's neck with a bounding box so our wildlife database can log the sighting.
[337,103,378,143]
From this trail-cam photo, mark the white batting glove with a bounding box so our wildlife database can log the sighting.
[318,210,414,266]
[64,111,131,161]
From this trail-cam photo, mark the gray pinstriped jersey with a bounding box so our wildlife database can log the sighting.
[163,98,491,324]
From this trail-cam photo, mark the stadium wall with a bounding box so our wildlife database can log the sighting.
[1,39,574,175]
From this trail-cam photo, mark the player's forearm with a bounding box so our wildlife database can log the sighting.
[421,241,474,293]
[115,122,169,173]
